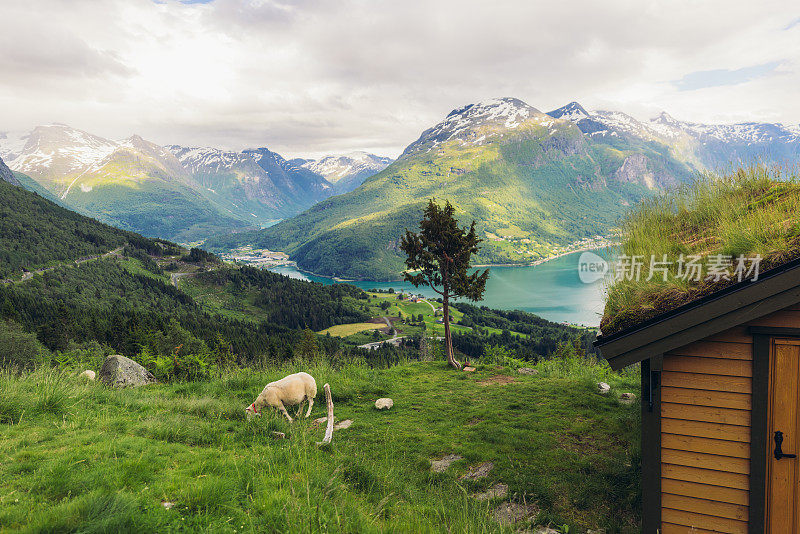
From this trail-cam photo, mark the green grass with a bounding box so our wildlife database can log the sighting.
[319,323,383,337]
[0,360,640,533]
[602,166,800,334]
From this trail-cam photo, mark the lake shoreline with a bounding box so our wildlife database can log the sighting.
[292,242,618,283]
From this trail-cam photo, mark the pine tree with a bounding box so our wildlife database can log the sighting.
[400,200,488,369]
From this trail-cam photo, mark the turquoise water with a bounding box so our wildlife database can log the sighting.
[269,250,608,327]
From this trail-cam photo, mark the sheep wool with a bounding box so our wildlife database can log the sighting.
[246,372,317,423]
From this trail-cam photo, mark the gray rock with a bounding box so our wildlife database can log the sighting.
[597,382,611,395]
[533,527,560,534]
[460,461,494,481]
[334,419,353,430]
[517,367,539,375]
[99,355,156,388]
[474,483,508,501]
[375,398,393,410]
[492,501,539,524]
[430,454,463,472]
[619,392,636,404]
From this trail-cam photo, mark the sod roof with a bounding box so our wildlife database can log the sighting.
[600,166,800,336]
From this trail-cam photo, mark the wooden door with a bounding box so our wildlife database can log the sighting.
[767,338,800,533]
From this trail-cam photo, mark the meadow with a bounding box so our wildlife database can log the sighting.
[0,354,640,533]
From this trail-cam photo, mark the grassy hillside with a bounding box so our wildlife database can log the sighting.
[0,358,640,533]
[601,166,800,335]
[0,177,174,279]
[207,106,691,280]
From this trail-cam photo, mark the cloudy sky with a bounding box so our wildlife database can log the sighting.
[1,0,798,158]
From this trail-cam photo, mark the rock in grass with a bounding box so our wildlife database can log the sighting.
[533,527,560,534]
[271,431,286,439]
[375,398,393,410]
[430,454,463,472]
[460,461,493,481]
[313,416,330,428]
[79,370,96,381]
[619,392,636,404]
[334,419,353,430]
[597,382,611,395]
[517,367,538,375]
[473,483,508,501]
[492,501,539,524]
[99,355,156,388]
[463,366,476,372]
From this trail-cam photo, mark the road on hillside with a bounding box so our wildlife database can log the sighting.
[359,316,405,350]
[8,246,125,284]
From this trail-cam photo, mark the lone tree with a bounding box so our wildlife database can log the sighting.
[400,200,489,369]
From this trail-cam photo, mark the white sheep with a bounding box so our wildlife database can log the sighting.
[245,372,317,423]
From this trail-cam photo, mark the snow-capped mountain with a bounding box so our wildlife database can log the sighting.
[0,124,119,194]
[300,152,393,193]
[547,103,800,169]
[167,145,335,221]
[401,97,564,157]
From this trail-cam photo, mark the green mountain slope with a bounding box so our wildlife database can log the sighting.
[1,125,251,242]
[0,176,165,279]
[207,98,693,280]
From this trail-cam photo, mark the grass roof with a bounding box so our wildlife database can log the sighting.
[601,166,800,336]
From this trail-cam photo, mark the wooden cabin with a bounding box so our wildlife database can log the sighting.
[595,258,800,533]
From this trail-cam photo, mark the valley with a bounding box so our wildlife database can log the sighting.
[205,98,800,281]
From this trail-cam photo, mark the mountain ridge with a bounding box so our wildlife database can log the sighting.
[206,97,800,280]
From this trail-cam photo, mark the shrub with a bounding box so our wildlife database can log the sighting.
[0,319,50,370]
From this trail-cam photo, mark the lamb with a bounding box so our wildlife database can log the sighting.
[245,372,317,423]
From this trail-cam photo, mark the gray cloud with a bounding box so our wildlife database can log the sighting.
[0,0,798,158]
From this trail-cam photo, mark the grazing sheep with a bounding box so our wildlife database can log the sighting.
[79,370,96,381]
[245,372,317,423]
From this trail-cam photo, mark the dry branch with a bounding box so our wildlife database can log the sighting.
[316,383,333,446]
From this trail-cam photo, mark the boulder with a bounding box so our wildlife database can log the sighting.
[463,366,476,372]
[99,355,156,388]
[597,382,611,395]
[619,392,636,405]
[430,454,463,472]
[517,367,538,375]
[79,370,96,381]
[375,398,393,410]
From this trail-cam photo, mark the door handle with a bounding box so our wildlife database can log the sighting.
[775,431,797,460]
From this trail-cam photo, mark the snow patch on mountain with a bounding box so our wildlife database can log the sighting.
[402,97,544,157]
[301,152,392,183]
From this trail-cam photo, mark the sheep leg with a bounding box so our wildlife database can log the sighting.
[304,397,314,418]
[277,402,294,423]
[295,401,305,417]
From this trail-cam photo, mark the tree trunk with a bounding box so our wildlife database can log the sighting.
[442,292,461,370]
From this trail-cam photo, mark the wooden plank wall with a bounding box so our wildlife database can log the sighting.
[660,326,752,534]
[659,304,800,533]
